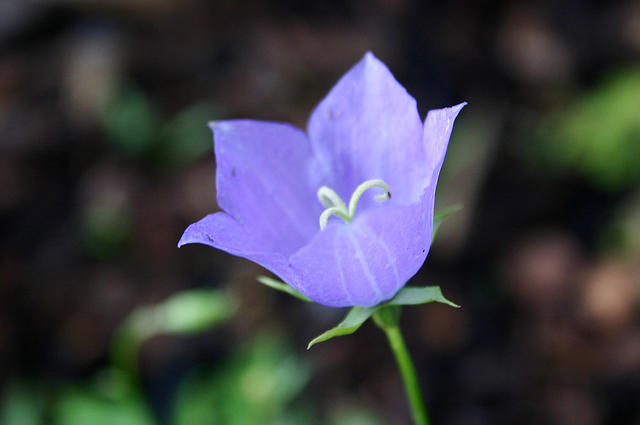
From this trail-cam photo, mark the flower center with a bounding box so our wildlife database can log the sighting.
[317,179,391,230]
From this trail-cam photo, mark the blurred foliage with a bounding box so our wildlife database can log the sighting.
[54,369,153,425]
[102,85,219,168]
[0,381,45,425]
[328,408,384,425]
[102,86,159,157]
[112,288,238,374]
[156,103,220,167]
[1,289,286,425]
[0,335,372,425]
[81,194,134,259]
[0,269,379,425]
[0,334,314,425]
[538,69,640,190]
[172,332,311,425]
[601,189,640,255]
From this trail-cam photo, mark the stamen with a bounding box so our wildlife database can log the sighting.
[317,186,348,211]
[348,179,391,218]
[319,206,351,230]
[316,179,391,230]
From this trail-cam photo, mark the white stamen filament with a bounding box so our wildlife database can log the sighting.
[317,179,391,230]
[317,186,348,211]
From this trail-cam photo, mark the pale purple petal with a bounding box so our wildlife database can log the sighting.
[178,212,295,283]
[288,190,433,307]
[179,212,264,255]
[204,120,320,256]
[422,102,466,195]
[307,52,426,206]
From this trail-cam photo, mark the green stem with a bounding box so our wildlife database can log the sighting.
[374,307,430,425]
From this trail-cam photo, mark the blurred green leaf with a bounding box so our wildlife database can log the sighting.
[538,69,640,189]
[0,381,44,425]
[257,276,312,302]
[173,333,310,425]
[433,203,463,239]
[82,199,133,258]
[102,86,158,156]
[112,288,238,374]
[156,103,220,167]
[102,86,160,156]
[161,288,239,334]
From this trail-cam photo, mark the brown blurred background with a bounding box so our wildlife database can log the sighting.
[1,1,640,424]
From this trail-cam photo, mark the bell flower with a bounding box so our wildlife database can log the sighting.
[179,52,465,308]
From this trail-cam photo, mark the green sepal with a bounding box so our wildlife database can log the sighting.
[386,286,460,308]
[433,203,463,239]
[307,306,378,349]
[307,285,459,349]
[257,276,312,302]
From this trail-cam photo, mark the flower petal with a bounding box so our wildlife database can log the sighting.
[206,120,320,256]
[422,102,466,195]
[307,52,426,206]
[178,212,295,283]
[288,190,433,307]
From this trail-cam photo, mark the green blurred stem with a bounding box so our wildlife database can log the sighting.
[374,306,430,425]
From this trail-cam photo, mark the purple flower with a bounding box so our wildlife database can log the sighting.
[179,52,465,308]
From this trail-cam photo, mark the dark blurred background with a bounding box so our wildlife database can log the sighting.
[1,1,640,424]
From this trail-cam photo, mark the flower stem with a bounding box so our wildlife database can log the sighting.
[374,307,430,425]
